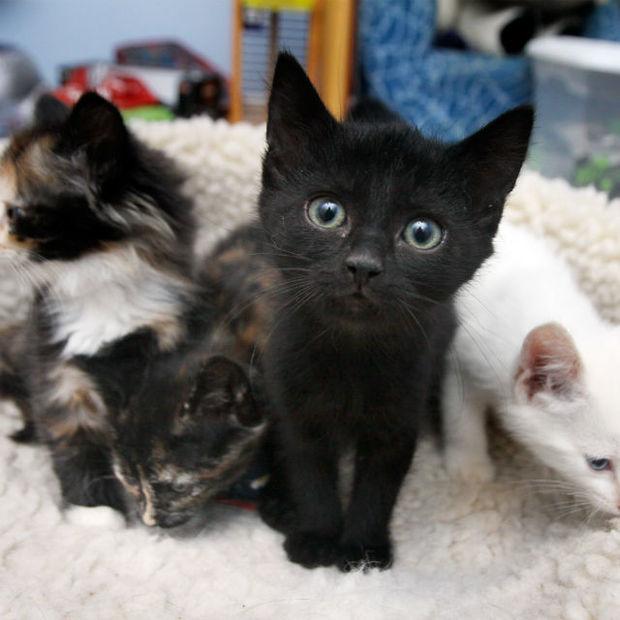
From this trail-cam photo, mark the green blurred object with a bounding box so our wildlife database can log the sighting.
[121,105,175,122]
[574,155,620,198]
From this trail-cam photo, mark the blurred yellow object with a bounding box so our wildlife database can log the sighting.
[243,0,315,9]
[230,0,355,123]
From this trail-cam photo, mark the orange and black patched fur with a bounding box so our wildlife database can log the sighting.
[0,93,209,511]
[108,224,276,527]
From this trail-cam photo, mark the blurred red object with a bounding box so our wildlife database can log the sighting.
[54,65,159,109]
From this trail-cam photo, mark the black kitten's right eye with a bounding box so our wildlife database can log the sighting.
[307,197,346,229]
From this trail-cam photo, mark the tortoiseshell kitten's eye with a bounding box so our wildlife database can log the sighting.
[6,205,21,223]
[5,205,28,238]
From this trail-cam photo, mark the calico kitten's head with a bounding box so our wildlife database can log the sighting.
[259,53,533,331]
[513,322,620,515]
[112,355,265,528]
[0,92,192,279]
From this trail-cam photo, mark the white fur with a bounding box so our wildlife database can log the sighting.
[43,245,188,357]
[443,222,620,515]
[65,505,126,530]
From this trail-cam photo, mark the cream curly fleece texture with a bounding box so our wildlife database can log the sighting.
[1,117,620,619]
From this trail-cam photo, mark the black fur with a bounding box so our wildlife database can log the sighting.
[257,53,533,571]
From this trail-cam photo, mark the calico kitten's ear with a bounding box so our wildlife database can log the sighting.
[515,322,583,403]
[34,94,70,128]
[451,105,534,234]
[266,52,336,158]
[181,356,263,429]
[58,92,130,187]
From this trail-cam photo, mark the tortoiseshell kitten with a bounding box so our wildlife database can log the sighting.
[257,53,533,571]
[111,353,266,528]
[0,92,203,511]
[108,225,274,527]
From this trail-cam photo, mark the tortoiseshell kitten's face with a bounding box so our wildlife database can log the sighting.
[112,356,266,528]
[0,92,192,281]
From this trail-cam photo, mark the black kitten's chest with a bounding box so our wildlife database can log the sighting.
[267,320,431,433]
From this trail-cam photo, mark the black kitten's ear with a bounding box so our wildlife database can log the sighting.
[183,356,263,429]
[347,98,403,124]
[34,94,69,127]
[266,52,336,156]
[59,92,130,186]
[451,105,534,234]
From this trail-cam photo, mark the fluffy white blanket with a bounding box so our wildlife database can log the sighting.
[1,118,620,620]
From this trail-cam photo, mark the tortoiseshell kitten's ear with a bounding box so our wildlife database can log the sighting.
[56,92,130,194]
[175,355,264,434]
[33,94,69,128]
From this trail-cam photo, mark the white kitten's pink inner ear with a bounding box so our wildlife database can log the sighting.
[515,322,582,401]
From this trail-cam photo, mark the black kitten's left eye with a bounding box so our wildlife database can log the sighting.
[307,197,346,229]
[403,218,443,250]
[586,456,612,472]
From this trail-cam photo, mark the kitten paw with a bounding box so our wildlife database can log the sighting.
[338,541,393,572]
[445,449,495,483]
[65,505,127,530]
[258,493,297,533]
[284,532,340,568]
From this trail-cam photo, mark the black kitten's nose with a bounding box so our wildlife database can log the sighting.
[345,252,383,287]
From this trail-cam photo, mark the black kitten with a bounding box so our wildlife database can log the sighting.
[257,53,533,571]
[0,93,199,510]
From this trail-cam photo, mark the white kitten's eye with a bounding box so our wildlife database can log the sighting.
[307,197,346,229]
[586,456,612,472]
[403,218,443,250]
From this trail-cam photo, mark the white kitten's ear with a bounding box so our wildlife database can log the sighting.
[515,322,582,403]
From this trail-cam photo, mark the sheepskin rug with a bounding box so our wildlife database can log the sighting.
[1,117,620,620]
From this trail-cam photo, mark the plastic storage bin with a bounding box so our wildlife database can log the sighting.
[527,36,620,197]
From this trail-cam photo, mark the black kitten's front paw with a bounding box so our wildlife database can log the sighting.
[284,532,341,568]
[258,491,297,533]
[337,540,393,572]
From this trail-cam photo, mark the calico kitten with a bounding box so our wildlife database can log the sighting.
[443,223,620,516]
[257,53,533,571]
[109,224,274,527]
[112,353,265,528]
[0,92,200,510]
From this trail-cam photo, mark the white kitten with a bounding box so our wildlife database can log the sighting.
[443,222,620,516]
